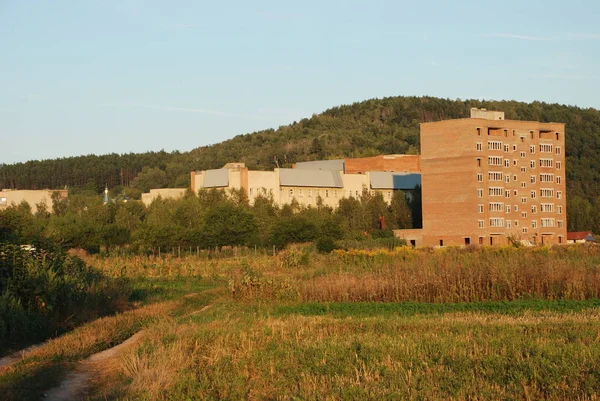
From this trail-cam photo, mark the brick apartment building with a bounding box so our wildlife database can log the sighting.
[395,108,567,247]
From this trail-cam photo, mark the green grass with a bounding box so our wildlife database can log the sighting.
[274,299,600,318]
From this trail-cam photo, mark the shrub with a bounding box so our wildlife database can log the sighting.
[316,237,336,254]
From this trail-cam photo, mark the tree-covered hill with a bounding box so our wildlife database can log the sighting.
[2,96,599,206]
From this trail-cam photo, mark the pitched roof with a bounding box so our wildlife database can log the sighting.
[567,231,594,241]
[279,168,343,188]
[369,172,421,190]
[203,169,229,188]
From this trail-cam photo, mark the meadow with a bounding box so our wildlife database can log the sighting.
[2,244,600,400]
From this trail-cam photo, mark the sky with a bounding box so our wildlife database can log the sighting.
[1,0,599,164]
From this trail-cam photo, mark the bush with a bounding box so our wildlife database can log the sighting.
[0,243,130,352]
[316,237,336,254]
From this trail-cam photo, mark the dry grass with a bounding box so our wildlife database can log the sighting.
[0,300,178,401]
[90,307,600,400]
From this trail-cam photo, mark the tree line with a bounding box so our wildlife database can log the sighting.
[1,96,599,231]
[0,189,416,253]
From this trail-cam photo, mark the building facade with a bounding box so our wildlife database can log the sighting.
[395,108,567,246]
[189,158,421,209]
[0,189,68,214]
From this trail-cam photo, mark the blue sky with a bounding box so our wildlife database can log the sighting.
[1,0,599,164]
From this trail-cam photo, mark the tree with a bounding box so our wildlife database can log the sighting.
[131,167,168,193]
[391,190,412,229]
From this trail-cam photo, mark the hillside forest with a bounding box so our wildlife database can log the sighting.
[1,96,599,232]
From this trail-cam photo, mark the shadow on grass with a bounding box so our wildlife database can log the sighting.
[0,361,71,401]
[274,299,600,318]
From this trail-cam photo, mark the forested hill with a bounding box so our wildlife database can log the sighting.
[2,96,600,202]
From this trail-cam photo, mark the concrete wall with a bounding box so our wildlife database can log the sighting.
[141,188,187,206]
[0,189,68,214]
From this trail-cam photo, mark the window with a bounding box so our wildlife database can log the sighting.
[539,159,553,168]
[520,151,526,158]
[557,191,562,199]
[308,190,312,198]
[558,220,564,229]
[556,161,562,170]
[540,144,553,153]
[506,220,511,228]
[478,204,484,213]
[529,145,535,154]
[522,227,528,234]
[541,218,555,227]
[555,146,562,155]
[476,142,482,151]
[539,174,554,183]
[530,160,536,168]
[477,158,482,167]
[489,218,504,227]
[488,156,503,166]
[504,190,510,198]
[316,190,320,197]
[355,190,359,197]
[531,205,537,214]
[477,189,483,198]
[558,205,562,214]
[556,176,562,184]
[522,211,528,218]
[514,220,519,227]
[504,176,510,183]
[541,203,554,212]
[521,182,526,188]
[505,205,511,213]
[488,172,502,181]
[298,189,303,197]
[513,145,517,151]
[513,160,518,166]
[513,189,518,195]
[520,167,526,173]
[521,197,527,204]
[532,220,537,228]
[289,189,294,197]
[504,159,510,167]
[514,205,518,212]
[325,190,329,198]
[530,175,536,184]
[530,190,537,199]
[249,188,253,196]
[478,220,484,228]
[489,187,503,196]
[488,141,502,150]
[477,128,481,136]
[334,190,338,198]
[540,189,554,198]
[477,173,483,182]
[387,191,391,199]
[504,144,510,152]
[489,202,504,212]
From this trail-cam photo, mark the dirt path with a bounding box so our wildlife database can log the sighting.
[44,332,144,401]
[0,343,44,369]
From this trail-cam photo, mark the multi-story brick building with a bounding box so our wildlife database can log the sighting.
[396,108,567,246]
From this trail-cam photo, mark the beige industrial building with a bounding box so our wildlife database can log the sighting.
[0,189,68,214]
[190,159,421,208]
[141,188,188,206]
[395,108,567,247]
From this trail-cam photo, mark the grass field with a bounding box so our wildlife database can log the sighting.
[2,245,600,400]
